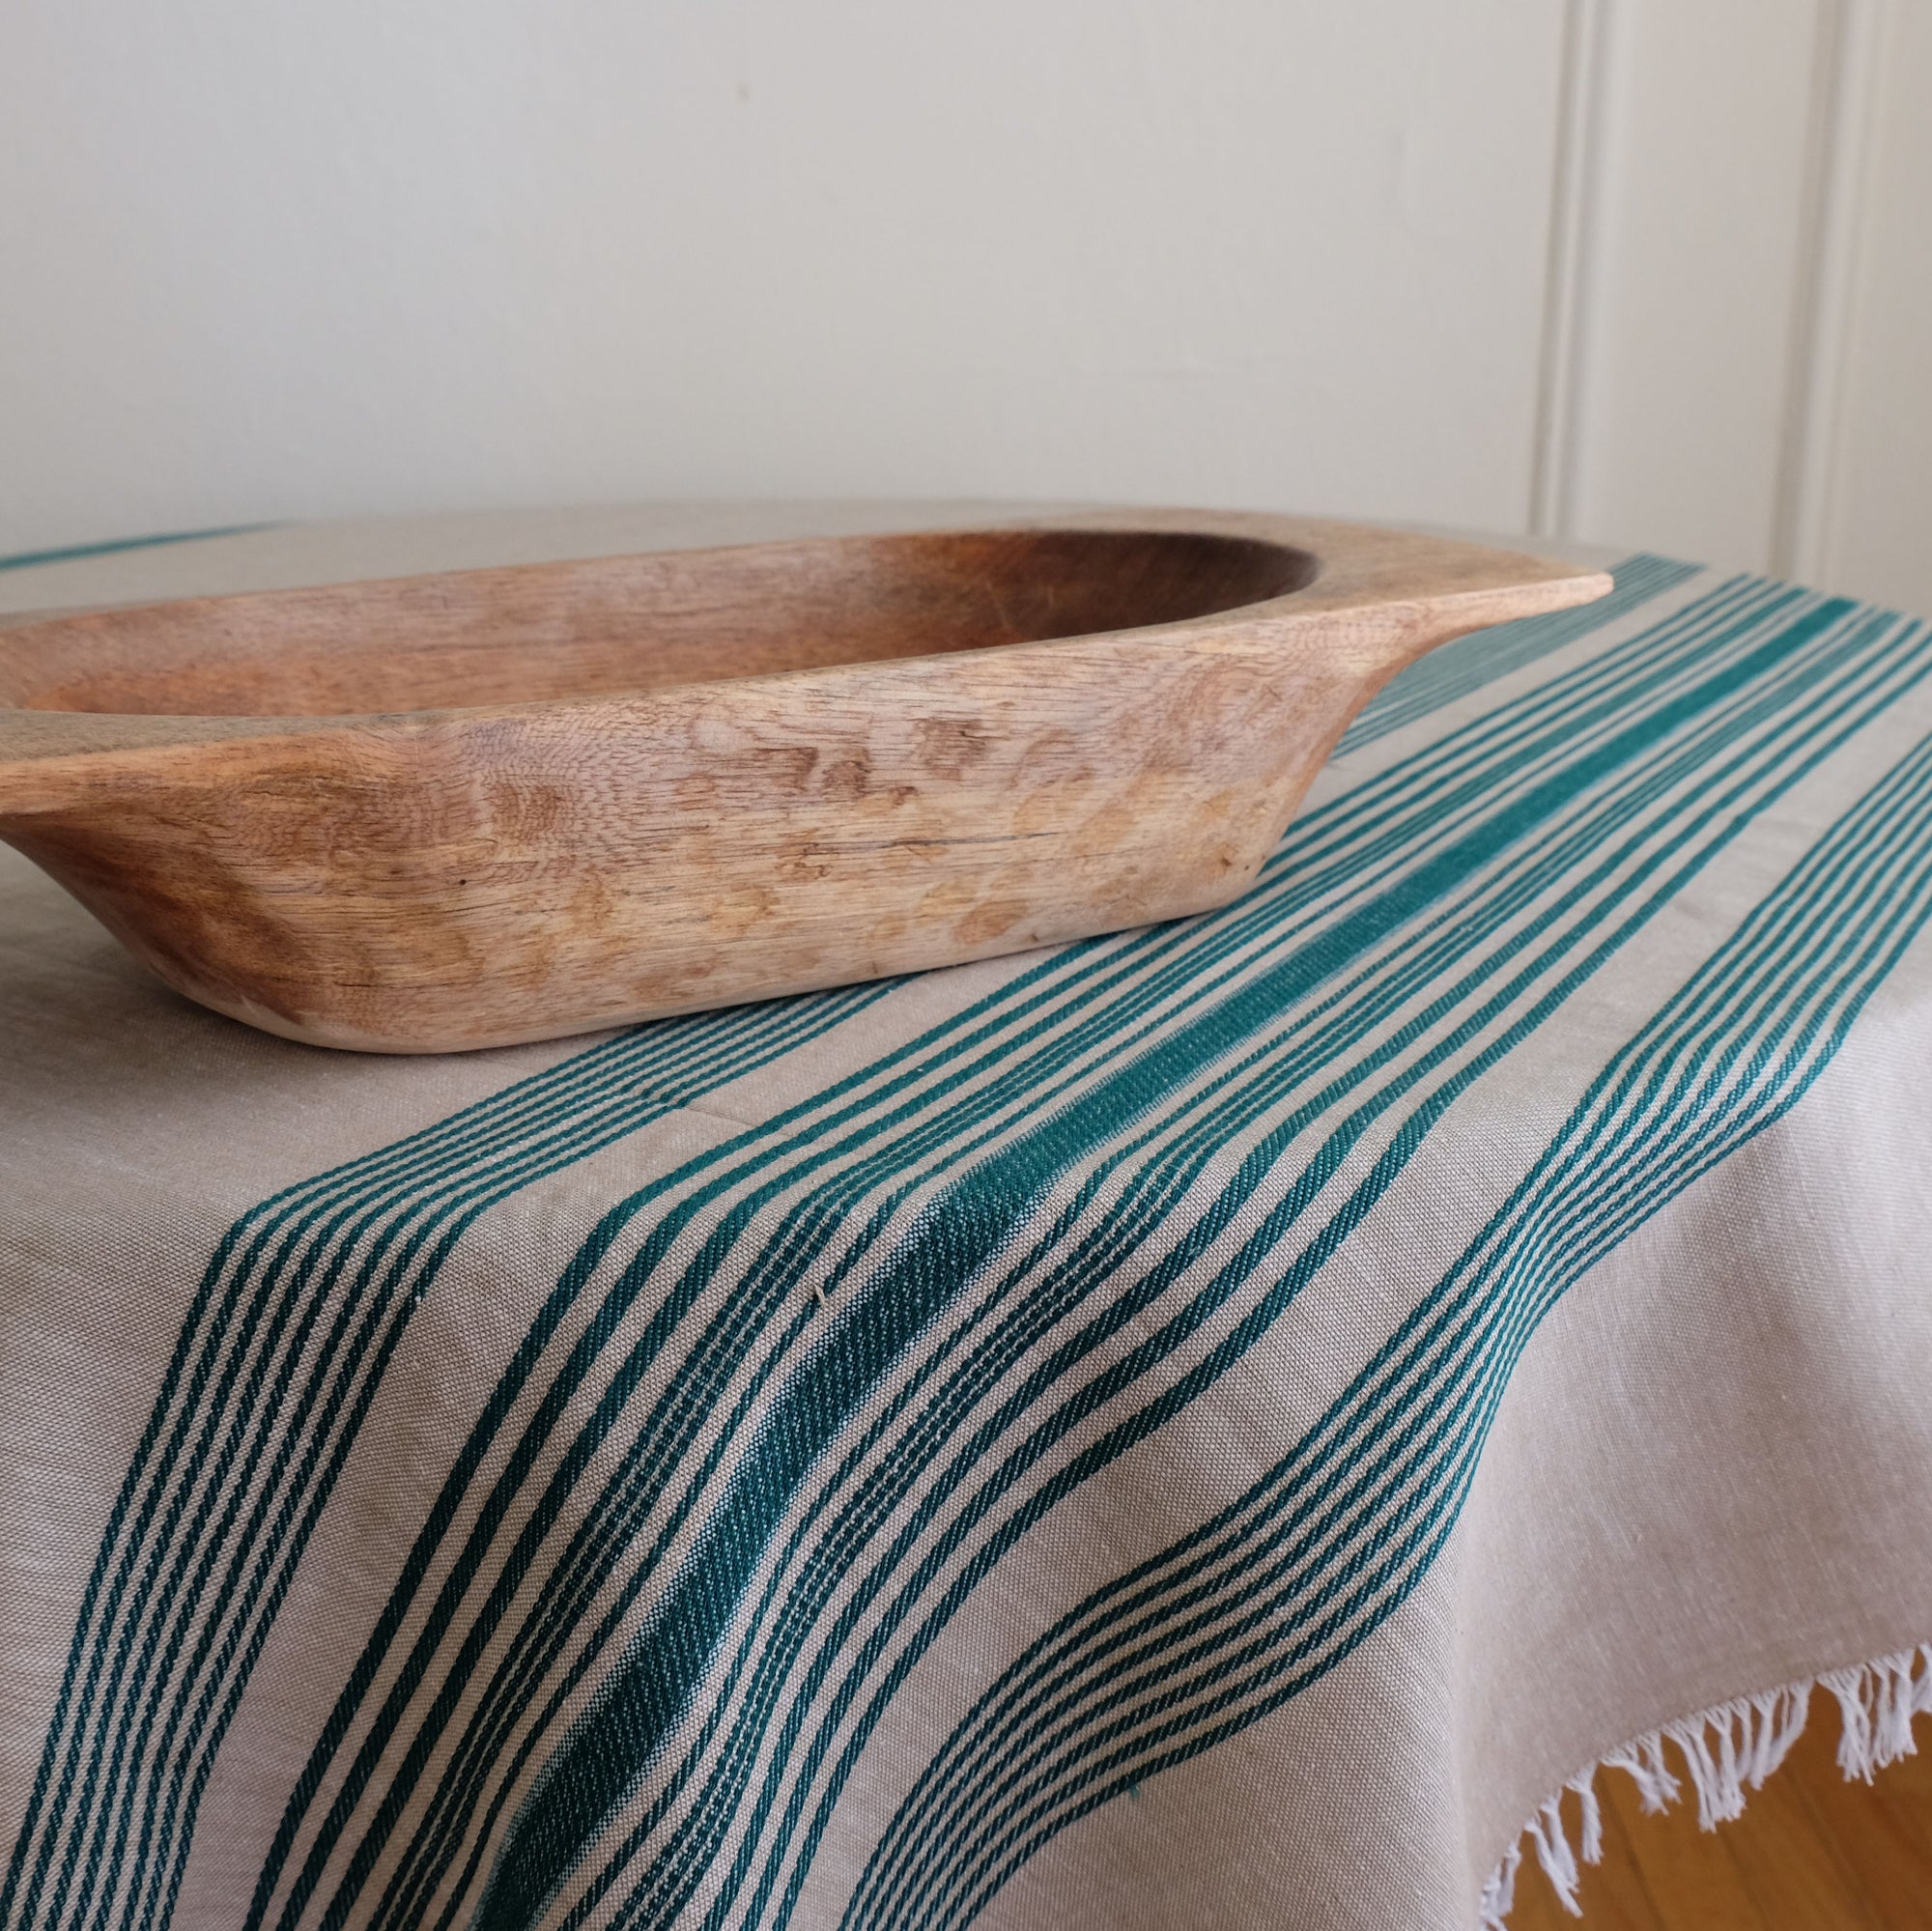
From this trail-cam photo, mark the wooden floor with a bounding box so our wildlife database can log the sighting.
[1508,1695,1932,1929]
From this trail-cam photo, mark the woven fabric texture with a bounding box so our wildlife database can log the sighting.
[2,505,1928,1931]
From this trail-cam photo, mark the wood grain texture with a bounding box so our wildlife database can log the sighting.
[1508,1696,1932,1928]
[0,510,1608,1053]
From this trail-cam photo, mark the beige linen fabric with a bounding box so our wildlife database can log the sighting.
[1,505,1928,1931]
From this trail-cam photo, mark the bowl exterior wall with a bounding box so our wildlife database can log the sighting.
[0,629,1366,1051]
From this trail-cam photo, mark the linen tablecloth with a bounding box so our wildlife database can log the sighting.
[3,504,1930,1931]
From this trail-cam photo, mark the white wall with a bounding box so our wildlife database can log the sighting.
[1818,0,1932,615]
[2,1,1927,612]
[1540,0,1931,611]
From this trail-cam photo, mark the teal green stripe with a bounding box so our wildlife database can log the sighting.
[57,1004,837,1928]
[645,590,1917,1931]
[939,791,1932,1923]
[1277,573,1790,879]
[0,525,275,573]
[885,664,1932,1916]
[881,733,1932,1931]
[645,594,1917,1923]
[109,994,889,1931]
[900,859,1923,1930]
[872,717,1932,1931]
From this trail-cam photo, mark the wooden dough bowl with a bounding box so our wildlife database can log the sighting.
[0,511,1608,1053]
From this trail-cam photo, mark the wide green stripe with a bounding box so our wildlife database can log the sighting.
[0,525,275,574]
[874,719,1932,1931]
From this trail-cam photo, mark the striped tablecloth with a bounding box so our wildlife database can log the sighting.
[3,505,1929,1931]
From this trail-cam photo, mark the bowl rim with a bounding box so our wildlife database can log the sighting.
[0,509,1612,780]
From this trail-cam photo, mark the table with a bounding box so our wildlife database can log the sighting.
[3,505,1929,1931]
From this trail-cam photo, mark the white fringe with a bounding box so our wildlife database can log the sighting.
[1476,1643,1932,1927]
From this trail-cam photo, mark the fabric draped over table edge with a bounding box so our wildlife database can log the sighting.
[1480,1644,1932,1924]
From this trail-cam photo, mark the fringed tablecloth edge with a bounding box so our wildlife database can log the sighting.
[1477,1643,1932,1926]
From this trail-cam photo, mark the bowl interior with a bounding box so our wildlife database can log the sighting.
[0,527,1314,719]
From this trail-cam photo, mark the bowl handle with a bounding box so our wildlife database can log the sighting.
[1026,509,1613,676]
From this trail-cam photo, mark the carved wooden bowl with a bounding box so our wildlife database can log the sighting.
[0,511,1607,1052]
